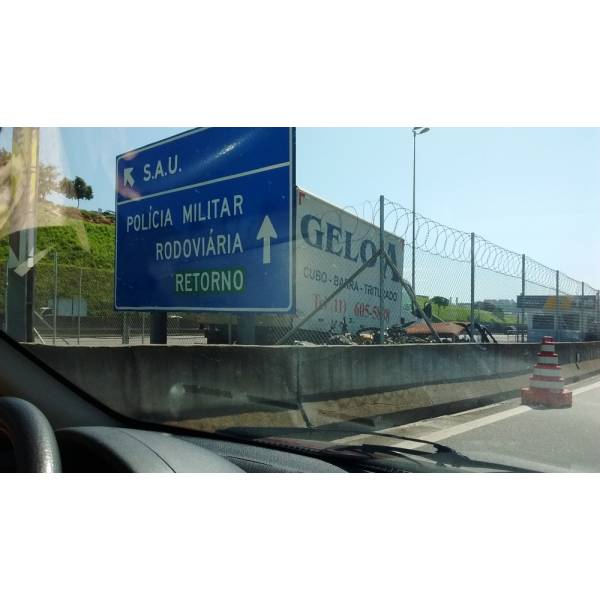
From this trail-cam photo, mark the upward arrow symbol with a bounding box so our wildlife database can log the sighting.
[256,215,278,265]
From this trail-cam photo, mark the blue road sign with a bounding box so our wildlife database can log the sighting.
[115,128,294,312]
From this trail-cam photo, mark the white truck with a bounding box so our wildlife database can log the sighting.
[290,187,411,336]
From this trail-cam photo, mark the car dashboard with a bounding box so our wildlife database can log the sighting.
[1,422,347,473]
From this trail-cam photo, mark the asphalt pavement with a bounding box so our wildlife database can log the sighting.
[359,375,600,472]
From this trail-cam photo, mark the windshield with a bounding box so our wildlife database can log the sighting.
[2,126,600,472]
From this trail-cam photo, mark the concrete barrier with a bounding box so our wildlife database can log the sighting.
[27,344,301,423]
[25,341,600,432]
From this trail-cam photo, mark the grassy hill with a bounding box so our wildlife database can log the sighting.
[435,304,517,325]
[0,201,116,315]
[414,296,517,325]
[0,200,115,267]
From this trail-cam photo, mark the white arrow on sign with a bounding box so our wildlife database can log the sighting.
[256,215,278,265]
[123,167,135,187]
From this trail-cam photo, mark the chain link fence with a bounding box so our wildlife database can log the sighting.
[1,258,214,346]
[1,193,598,346]
[267,194,599,345]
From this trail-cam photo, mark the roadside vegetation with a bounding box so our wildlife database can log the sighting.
[415,295,517,325]
[0,200,517,325]
[0,201,116,315]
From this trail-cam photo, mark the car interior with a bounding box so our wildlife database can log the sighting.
[0,331,346,473]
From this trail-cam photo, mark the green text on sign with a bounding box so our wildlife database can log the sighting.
[175,268,246,294]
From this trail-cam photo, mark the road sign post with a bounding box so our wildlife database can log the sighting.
[115,128,295,321]
[150,312,167,344]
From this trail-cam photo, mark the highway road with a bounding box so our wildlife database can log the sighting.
[355,375,600,472]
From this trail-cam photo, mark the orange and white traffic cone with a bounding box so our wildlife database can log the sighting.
[521,336,572,408]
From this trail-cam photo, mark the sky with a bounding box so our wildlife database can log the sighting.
[296,128,600,289]
[1,127,599,289]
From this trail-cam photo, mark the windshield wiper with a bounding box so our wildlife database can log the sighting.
[316,428,470,456]
[219,425,535,472]
[291,426,532,471]
[221,424,466,453]
[321,440,534,472]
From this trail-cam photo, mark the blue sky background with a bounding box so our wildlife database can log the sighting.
[1,127,599,289]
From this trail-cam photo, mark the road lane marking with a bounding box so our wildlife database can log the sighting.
[570,379,600,397]
[388,406,532,450]
[330,377,600,450]
[385,378,600,450]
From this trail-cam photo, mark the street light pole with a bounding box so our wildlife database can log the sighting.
[412,131,416,293]
[411,127,430,296]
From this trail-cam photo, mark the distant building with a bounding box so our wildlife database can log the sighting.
[483,299,518,315]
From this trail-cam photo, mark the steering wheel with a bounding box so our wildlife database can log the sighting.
[0,397,62,472]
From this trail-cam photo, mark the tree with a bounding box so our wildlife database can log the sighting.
[60,175,93,209]
[38,164,62,201]
[83,184,93,206]
[430,296,450,316]
[0,149,61,201]
[480,300,497,313]
[59,177,73,198]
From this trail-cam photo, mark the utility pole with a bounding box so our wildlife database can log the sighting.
[379,195,385,344]
[581,281,585,342]
[411,127,430,296]
[554,270,560,342]
[521,254,526,343]
[470,232,475,342]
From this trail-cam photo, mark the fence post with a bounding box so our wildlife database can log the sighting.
[53,251,58,345]
[555,270,560,341]
[521,254,526,342]
[470,232,475,342]
[399,239,405,324]
[379,195,385,344]
[77,267,82,345]
[581,281,585,342]
[141,313,146,344]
